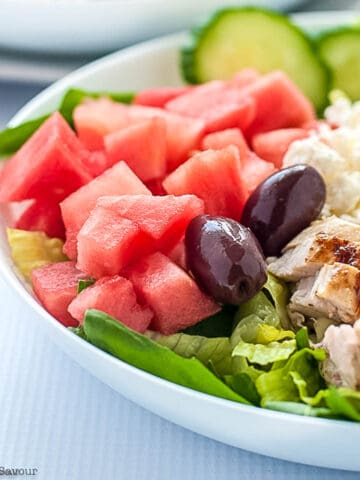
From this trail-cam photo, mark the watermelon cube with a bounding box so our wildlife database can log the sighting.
[104,117,167,181]
[168,240,187,270]
[252,128,308,168]
[229,69,260,88]
[61,161,151,259]
[243,71,315,139]
[165,81,255,133]
[241,152,276,194]
[97,194,204,253]
[162,146,248,220]
[201,128,249,158]
[68,275,153,333]
[125,252,220,334]
[84,150,109,177]
[0,113,92,202]
[74,98,205,171]
[134,86,193,108]
[15,198,65,240]
[31,261,89,327]
[77,207,152,278]
[74,97,130,150]
[128,105,205,172]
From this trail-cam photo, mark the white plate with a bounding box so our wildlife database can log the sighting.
[0,0,306,54]
[1,11,360,472]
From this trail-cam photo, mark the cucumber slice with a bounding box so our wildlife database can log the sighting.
[181,8,329,111]
[318,27,360,101]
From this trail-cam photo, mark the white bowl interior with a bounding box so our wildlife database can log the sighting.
[2,12,360,471]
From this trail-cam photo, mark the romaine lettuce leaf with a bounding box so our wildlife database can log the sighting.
[233,339,297,365]
[256,348,326,405]
[182,306,236,338]
[145,330,232,377]
[83,309,248,404]
[7,228,67,281]
[263,273,290,329]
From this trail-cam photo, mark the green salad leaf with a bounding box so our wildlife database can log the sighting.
[233,339,297,365]
[263,273,290,329]
[83,309,248,404]
[256,348,326,405]
[145,330,232,377]
[182,306,236,338]
[0,115,49,158]
[77,278,95,294]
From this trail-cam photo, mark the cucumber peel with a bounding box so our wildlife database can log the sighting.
[181,7,329,111]
[318,27,360,101]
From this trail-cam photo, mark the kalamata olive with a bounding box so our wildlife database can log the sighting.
[241,164,326,257]
[185,215,267,305]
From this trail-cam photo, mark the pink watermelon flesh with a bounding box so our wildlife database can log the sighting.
[134,86,193,108]
[168,240,187,271]
[31,261,89,327]
[83,150,109,177]
[127,105,205,172]
[74,97,130,150]
[252,128,308,168]
[125,252,220,335]
[61,161,151,259]
[0,113,92,202]
[97,194,204,253]
[201,128,249,158]
[241,152,276,194]
[165,81,255,133]
[242,71,315,139]
[163,146,248,220]
[73,98,205,171]
[104,117,167,181]
[68,275,153,333]
[77,207,153,278]
[15,198,65,240]
[229,69,261,88]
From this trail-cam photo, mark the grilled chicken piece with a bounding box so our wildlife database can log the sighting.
[288,263,360,324]
[322,321,360,390]
[268,217,360,282]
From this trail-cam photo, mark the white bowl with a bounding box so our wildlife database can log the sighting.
[0,0,306,54]
[1,12,360,472]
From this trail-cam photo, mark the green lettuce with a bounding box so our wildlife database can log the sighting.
[233,339,297,365]
[83,309,248,404]
[145,330,232,377]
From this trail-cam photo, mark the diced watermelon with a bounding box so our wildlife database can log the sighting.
[134,86,193,108]
[104,118,167,181]
[127,105,205,171]
[15,198,65,240]
[243,71,315,139]
[241,152,276,193]
[163,146,248,220]
[252,128,308,168]
[68,275,153,333]
[97,194,204,253]
[74,97,130,150]
[31,261,89,327]
[230,68,261,88]
[61,161,151,259]
[77,207,152,278]
[201,128,249,158]
[0,113,92,202]
[168,240,187,271]
[84,150,109,177]
[145,179,167,196]
[165,81,255,133]
[125,252,220,334]
[74,98,204,172]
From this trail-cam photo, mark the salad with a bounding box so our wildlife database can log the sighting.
[2,7,360,422]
